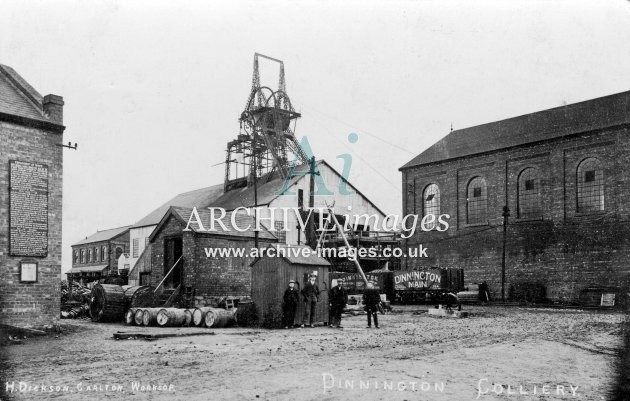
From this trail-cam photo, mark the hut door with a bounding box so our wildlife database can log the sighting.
[164,237,183,288]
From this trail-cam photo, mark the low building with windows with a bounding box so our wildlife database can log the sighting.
[68,225,131,283]
[400,90,630,304]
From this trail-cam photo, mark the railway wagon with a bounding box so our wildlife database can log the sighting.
[331,268,464,305]
[392,268,464,304]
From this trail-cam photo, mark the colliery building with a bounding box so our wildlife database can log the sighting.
[400,91,630,305]
[68,225,131,283]
[0,64,65,326]
[125,160,390,306]
[118,54,395,307]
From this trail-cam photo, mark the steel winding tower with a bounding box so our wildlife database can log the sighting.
[224,53,308,193]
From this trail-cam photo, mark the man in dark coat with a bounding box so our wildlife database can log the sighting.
[329,278,348,328]
[282,280,299,329]
[362,282,381,328]
[301,274,320,328]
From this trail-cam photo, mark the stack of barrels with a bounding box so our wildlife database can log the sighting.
[90,284,155,322]
[124,306,235,328]
[90,284,237,328]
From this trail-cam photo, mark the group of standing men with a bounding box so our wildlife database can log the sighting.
[282,275,382,329]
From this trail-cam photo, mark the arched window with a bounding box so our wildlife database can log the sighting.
[577,158,604,213]
[74,250,79,264]
[467,176,487,224]
[102,246,107,262]
[88,248,93,263]
[423,184,440,229]
[80,249,85,264]
[518,168,542,219]
[95,247,99,262]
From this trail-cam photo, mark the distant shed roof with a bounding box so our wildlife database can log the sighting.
[211,171,302,211]
[132,184,225,228]
[400,90,630,169]
[72,225,131,246]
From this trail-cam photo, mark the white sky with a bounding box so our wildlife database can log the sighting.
[1,0,630,273]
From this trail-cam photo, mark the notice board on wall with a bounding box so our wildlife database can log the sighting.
[9,160,49,257]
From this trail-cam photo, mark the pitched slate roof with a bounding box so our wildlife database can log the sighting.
[400,90,630,169]
[151,206,277,241]
[72,225,132,246]
[210,167,305,211]
[251,244,331,266]
[132,184,225,228]
[133,159,387,233]
[211,160,387,216]
[0,64,51,122]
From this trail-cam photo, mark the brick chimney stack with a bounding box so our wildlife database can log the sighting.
[43,94,64,125]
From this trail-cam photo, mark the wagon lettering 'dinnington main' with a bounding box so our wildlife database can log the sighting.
[394,271,442,290]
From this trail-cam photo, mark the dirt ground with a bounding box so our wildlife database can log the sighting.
[0,305,626,401]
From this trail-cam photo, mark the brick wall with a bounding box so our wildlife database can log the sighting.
[0,121,63,327]
[401,127,630,302]
[70,231,129,277]
[148,215,275,300]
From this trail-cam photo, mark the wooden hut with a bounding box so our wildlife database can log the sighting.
[251,245,331,328]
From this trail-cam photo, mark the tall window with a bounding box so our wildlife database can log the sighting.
[74,250,79,264]
[132,238,139,258]
[88,248,93,263]
[116,247,123,261]
[577,158,604,213]
[518,168,542,219]
[95,247,100,262]
[275,221,286,243]
[80,249,85,263]
[101,246,107,262]
[467,176,487,224]
[423,184,440,229]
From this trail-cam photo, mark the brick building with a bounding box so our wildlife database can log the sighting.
[400,91,630,304]
[68,225,131,283]
[0,64,65,327]
[127,160,389,292]
[145,206,277,305]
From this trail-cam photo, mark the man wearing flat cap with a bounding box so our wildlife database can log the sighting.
[329,278,348,328]
[301,274,320,328]
[282,280,299,329]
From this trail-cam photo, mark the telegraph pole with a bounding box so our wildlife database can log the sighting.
[253,128,259,249]
[501,205,510,302]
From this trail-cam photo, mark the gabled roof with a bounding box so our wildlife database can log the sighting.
[133,159,387,233]
[212,159,387,217]
[0,64,51,123]
[251,244,331,267]
[72,225,132,246]
[132,184,225,229]
[210,166,306,210]
[400,90,630,169]
[150,206,277,241]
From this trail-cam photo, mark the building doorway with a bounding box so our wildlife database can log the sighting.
[164,237,183,288]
